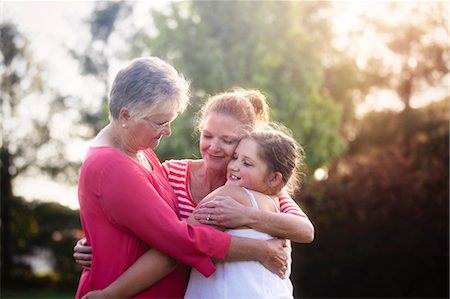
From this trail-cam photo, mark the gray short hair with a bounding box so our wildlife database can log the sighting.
[109,57,190,120]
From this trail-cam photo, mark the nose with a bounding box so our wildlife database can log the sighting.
[161,124,172,136]
[209,139,221,151]
[228,159,238,171]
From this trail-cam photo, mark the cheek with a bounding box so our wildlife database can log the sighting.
[142,127,158,138]
[223,144,238,156]
[199,139,208,152]
[142,130,161,145]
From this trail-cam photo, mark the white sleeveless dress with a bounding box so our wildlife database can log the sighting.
[184,188,294,299]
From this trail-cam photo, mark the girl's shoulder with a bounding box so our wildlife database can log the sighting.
[214,185,278,212]
[208,185,251,206]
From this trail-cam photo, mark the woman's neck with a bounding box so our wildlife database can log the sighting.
[203,164,227,190]
[95,124,139,158]
[190,161,227,202]
[98,124,152,171]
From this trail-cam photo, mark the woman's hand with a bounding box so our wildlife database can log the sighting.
[193,196,254,228]
[259,239,289,279]
[73,238,93,269]
[81,290,111,299]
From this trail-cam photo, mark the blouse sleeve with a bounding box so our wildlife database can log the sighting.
[98,159,231,277]
[161,160,170,178]
[278,189,308,218]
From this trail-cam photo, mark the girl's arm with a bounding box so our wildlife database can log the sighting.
[81,248,177,299]
[192,190,314,243]
[188,186,289,279]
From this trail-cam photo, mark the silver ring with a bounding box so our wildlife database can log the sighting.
[207,213,211,221]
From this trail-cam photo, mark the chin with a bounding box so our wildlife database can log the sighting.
[205,160,227,171]
[226,180,241,186]
[149,140,160,149]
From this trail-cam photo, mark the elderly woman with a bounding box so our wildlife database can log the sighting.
[75,57,289,299]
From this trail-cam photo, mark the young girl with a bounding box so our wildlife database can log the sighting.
[81,126,305,299]
[184,126,304,299]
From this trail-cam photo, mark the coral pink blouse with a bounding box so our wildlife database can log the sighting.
[76,147,231,299]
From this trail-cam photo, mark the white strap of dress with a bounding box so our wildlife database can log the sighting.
[270,197,280,213]
[242,188,280,213]
[242,188,259,208]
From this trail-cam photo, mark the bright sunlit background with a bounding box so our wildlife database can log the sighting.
[3,1,153,209]
[4,1,447,210]
[1,1,448,298]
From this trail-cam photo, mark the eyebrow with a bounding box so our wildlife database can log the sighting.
[202,130,239,139]
[235,152,254,161]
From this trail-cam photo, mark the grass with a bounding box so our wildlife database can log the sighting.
[1,289,74,299]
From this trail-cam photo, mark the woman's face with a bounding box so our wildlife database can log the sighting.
[128,111,178,150]
[199,112,243,171]
[226,137,271,193]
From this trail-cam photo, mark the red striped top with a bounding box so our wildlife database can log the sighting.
[162,159,308,221]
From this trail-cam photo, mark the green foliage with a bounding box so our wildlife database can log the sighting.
[1,288,74,299]
[1,22,80,285]
[0,22,80,183]
[2,2,448,297]
[294,99,449,298]
[1,196,38,280]
[132,1,346,171]
[2,198,82,289]
[31,202,82,286]
[322,53,371,133]
[155,103,201,161]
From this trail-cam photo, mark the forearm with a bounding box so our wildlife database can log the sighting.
[246,209,314,243]
[224,236,288,278]
[224,236,266,262]
[101,249,177,298]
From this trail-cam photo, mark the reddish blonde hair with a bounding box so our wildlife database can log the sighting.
[197,88,269,134]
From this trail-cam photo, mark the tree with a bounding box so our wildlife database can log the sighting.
[132,1,347,171]
[0,21,80,285]
[70,1,133,133]
[367,2,448,112]
[360,2,448,149]
[1,2,133,283]
[294,99,449,298]
[1,22,43,283]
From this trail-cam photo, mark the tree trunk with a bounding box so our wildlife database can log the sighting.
[1,146,13,284]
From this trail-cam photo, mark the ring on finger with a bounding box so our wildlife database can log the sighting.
[207,213,212,221]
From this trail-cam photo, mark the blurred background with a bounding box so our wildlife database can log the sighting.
[1,1,448,298]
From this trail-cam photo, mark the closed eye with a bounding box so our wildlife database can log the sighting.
[223,139,237,145]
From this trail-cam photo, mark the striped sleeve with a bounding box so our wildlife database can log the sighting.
[162,160,196,221]
[278,190,308,218]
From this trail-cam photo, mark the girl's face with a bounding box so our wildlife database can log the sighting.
[200,112,242,171]
[226,138,271,193]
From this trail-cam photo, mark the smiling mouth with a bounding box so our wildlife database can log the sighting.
[229,174,240,180]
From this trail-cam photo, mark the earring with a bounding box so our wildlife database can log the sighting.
[121,123,126,128]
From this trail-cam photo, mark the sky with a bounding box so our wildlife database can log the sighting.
[2,1,448,210]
